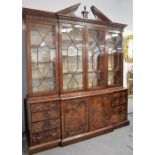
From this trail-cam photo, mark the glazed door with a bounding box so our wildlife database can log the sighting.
[60,23,85,93]
[86,28,107,90]
[26,18,59,96]
[106,30,123,86]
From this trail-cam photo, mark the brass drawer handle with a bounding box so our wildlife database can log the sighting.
[50,103,56,107]
[52,132,57,136]
[37,136,42,140]
[112,103,115,106]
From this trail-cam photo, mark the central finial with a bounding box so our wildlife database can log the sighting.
[81,5,89,19]
[84,5,86,11]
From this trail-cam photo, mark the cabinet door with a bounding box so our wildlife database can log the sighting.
[89,95,111,131]
[106,30,123,86]
[61,98,89,138]
[60,24,85,92]
[87,28,107,89]
[27,19,59,95]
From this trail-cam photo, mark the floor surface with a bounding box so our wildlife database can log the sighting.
[22,113,133,155]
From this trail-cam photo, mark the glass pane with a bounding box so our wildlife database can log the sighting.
[61,24,84,90]
[30,23,56,93]
[63,73,83,90]
[107,30,122,85]
[87,29,106,88]
[30,30,42,46]
[38,44,50,62]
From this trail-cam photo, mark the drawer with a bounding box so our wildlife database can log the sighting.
[112,105,127,114]
[31,119,60,133]
[112,92,121,98]
[111,105,127,123]
[32,128,60,145]
[111,97,127,106]
[31,109,60,122]
[111,90,127,106]
[112,90,127,99]
[31,101,59,112]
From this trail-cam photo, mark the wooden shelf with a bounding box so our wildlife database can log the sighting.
[32,77,53,80]
[63,69,96,74]
[62,40,83,43]
[31,45,55,49]
[62,54,82,57]
[63,71,83,74]
[32,61,53,64]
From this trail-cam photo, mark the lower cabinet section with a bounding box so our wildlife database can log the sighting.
[26,88,129,154]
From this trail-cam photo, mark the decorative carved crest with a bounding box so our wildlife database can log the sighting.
[90,5,112,22]
[23,3,127,28]
[57,3,81,16]
[56,3,112,22]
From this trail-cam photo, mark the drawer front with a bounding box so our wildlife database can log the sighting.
[32,128,60,145]
[111,105,127,123]
[111,90,127,106]
[112,90,127,98]
[31,109,60,122]
[31,119,60,133]
[31,101,59,112]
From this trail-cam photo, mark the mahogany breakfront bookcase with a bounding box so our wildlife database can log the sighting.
[23,3,129,155]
